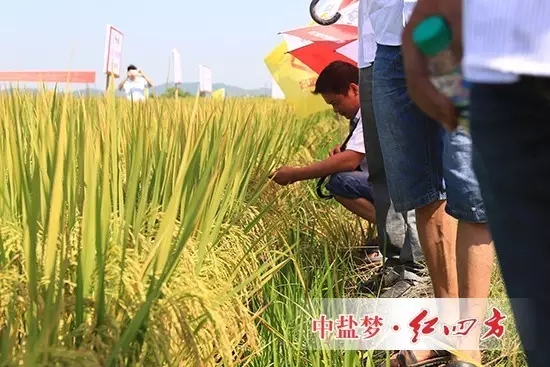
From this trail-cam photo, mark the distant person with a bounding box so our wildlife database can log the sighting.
[270,61,378,259]
[118,64,153,101]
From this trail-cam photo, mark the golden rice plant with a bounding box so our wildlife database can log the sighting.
[0,89,326,366]
[0,88,524,367]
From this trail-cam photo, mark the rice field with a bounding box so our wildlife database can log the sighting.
[0,91,526,366]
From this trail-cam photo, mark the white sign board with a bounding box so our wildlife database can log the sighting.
[199,65,212,92]
[103,24,124,77]
[172,48,182,84]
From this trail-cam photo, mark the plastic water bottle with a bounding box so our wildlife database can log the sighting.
[412,16,470,134]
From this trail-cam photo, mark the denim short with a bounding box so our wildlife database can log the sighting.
[325,171,375,203]
[372,44,487,223]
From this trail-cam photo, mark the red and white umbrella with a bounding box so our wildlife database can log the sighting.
[279,0,359,74]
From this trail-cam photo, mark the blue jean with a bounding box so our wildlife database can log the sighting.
[470,77,550,366]
[360,66,424,277]
[325,171,374,202]
[372,45,487,223]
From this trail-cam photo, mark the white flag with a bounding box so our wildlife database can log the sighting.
[199,65,212,92]
[173,49,182,84]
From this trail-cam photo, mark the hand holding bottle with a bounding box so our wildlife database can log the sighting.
[401,0,463,131]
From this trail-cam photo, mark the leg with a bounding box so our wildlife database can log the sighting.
[359,66,425,295]
[325,171,379,261]
[470,77,550,367]
[372,44,458,298]
[414,201,459,298]
[384,199,425,276]
[333,196,376,224]
[325,171,376,223]
[443,126,495,363]
[454,221,493,363]
[360,65,424,267]
[372,44,457,365]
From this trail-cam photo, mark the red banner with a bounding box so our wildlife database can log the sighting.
[0,71,96,83]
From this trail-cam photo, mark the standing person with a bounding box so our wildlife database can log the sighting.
[118,64,153,102]
[366,0,495,365]
[402,1,550,366]
[356,0,426,298]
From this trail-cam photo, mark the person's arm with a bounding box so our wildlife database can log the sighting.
[140,71,154,87]
[269,150,364,186]
[118,76,128,91]
[293,150,364,180]
[271,121,367,185]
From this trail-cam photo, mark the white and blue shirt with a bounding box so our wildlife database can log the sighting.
[123,77,149,101]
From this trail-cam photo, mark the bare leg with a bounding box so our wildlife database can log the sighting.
[333,195,377,224]
[455,222,495,364]
[390,200,459,366]
[334,196,380,261]
[391,216,494,366]
[415,200,459,298]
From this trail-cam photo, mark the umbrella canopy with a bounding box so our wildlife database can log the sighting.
[264,0,359,117]
[264,40,331,117]
[279,0,359,74]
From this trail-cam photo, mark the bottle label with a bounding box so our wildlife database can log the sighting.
[430,72,469,108]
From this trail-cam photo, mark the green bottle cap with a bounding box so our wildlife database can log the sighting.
[412,16,452,57]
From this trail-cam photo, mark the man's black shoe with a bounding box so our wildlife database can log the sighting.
[379,279,417,298]
[357,266,401,295]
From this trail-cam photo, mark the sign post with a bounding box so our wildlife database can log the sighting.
[103,24,124,92]
[172,48,182,99]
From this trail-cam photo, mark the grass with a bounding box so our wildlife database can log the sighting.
[0,90,525,366]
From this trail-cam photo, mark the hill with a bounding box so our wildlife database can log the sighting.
[153,82,270,97]
[70,82,271,98]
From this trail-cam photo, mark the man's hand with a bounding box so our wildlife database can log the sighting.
[402,0,463,131]
[329,144,343,156]
[269,166,300,186]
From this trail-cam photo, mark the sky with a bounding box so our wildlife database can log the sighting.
[0,0,323,90]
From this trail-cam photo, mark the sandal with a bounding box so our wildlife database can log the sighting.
[377,350,452,367]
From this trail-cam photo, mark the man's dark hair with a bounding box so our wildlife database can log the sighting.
[313,61,359,95]
[127,64,138,71]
